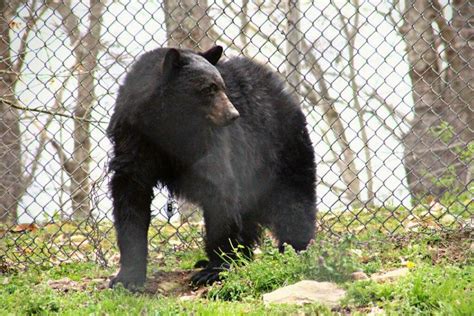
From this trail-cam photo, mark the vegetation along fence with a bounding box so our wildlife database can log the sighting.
[0,0,472,267]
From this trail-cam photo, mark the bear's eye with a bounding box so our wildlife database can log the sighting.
[201,83,218,95]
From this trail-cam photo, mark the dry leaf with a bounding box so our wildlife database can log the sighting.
[11,223,38,233]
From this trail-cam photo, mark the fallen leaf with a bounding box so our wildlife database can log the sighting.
[11,223,38,233]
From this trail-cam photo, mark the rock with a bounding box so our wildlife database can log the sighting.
[371,267,408,282]
[262,280,346,307]
[440,214,456,225]
[351,271,369,280]
[179,295,196,301]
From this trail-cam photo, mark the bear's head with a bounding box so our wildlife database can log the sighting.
[161,46,240,127]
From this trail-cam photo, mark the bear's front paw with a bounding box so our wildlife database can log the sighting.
[193,259,210,268]
[109,272,145,292]
[190,266,223,286]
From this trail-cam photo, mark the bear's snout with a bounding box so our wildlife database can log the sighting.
[207,92,240,127]
[225,106,240,122]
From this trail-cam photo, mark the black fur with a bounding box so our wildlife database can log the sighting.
[107,46,316,289]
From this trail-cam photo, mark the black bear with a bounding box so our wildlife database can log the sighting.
[107,46,316,289]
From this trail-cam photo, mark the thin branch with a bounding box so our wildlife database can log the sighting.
[301,41,333,102]
[3,98,104,123]
[49,139,75,176]
[365,90,411,124]
[20,74,73,193]
[45,0,81,47]
[361,109,403,141]
[208,28,241,52]
[222,0,285,56]
[13,1,47,80]
[318,179,346,195]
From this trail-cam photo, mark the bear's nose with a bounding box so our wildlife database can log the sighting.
[226,108,240,122]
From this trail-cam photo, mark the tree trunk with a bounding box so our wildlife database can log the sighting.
[163,0,214,49]
[339,1,375,206]
[47,0,105,220]
[286,0,302,96]
[68,0,104,220]
[450,0,474,156]
[401,0,473,201]
[0,1,22,224]
[302,42,362,206]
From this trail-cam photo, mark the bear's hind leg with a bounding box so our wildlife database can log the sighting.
[267,184,316,253]
[238,213,263,260]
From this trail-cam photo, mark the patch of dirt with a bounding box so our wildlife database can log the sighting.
[145,270,201,297]
[426,229,473,265]
[47,276,109,292]
[390,228,473,264]
[0,258,15,274]
[46,270,206,299]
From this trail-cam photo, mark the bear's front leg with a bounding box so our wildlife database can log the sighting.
[190,202,242,286]
[109,172,153,291]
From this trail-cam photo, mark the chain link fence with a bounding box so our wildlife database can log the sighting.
[1,0,472,267]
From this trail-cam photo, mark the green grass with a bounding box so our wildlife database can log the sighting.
[0,263,332,315]
[208,235,361,300]
[344,265,474,315]
[1,200,472,315]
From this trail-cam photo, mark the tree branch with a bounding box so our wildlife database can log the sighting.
[49,138,75,176]
[20,73,73,193]
[13,0,47,81]
[45,0,81,47]
[318,179,346,195]
[365,90,411,124]
[3,98,104,123]
[361,109,403,141]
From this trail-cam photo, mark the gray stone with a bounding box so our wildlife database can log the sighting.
[351,271,369,280]
[371,267,408,282]
[263,280,346,307]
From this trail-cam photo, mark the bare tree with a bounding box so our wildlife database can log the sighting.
[0,0,48,224]
[47,0,105,219]
[401,0,473,200]
[301,43,362,206]
[337,0,375,206]
[0,0,23,224]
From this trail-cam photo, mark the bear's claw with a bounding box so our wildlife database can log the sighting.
[109,273,145,292]
[190,267,223,286]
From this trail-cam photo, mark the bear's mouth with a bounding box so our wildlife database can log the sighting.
[206,111,239,127]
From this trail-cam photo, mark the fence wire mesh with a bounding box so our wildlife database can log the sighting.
[0,0,472,267]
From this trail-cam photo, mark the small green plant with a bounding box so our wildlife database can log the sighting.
[425,122,473,205]
[208,235,361,300]
[430,121,455,143]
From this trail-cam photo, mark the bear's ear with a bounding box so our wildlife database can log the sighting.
[162,48,182,80]
[200,46,223,65]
